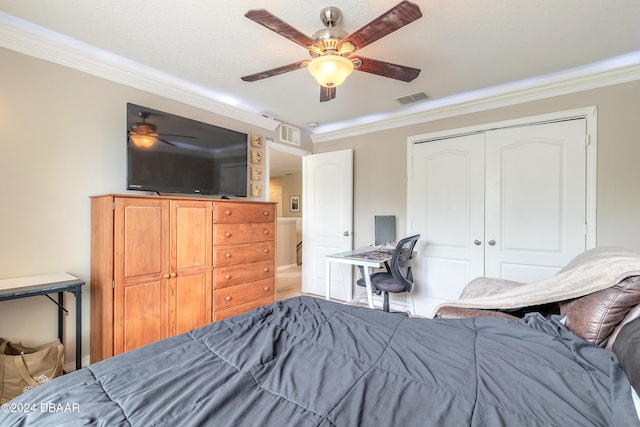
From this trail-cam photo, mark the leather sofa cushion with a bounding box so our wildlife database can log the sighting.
[612,316,640,395]
[560,275,640,347]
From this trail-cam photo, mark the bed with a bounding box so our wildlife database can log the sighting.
[1,295,639,426]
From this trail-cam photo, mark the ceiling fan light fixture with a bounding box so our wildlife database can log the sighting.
[129,133,157,148]
[308,55,354,88]
[129,120,158,147]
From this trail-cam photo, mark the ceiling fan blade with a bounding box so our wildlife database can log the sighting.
[241,60,308,82]
[245,9,318,49]
[353,56,420,82]
[158,133,197,139]
[320,86,336,102]
[339,1,422,51]
[158,138,177,147]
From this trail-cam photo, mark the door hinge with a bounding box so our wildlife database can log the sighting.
[112,202,116,210]
[112,280,115,289]
[585,134,591,146]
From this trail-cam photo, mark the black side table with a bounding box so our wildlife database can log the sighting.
[0,273,84,370]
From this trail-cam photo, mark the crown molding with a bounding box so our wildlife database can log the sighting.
[310,51,640,143]
[0,12,281,131]
[3,12,638,140]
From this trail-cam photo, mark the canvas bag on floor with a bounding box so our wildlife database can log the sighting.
[0,338,64,403]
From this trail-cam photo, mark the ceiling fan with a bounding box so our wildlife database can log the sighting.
[241,1,422,102]
[128,111,195,148]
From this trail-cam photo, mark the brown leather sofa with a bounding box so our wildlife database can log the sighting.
[435,275,640,349]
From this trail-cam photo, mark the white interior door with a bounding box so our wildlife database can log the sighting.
[484,119,587,280]
[408,133,486,316]
[302,149,353,299]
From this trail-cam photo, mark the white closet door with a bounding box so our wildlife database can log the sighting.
[408,133,485,315]
[408,118,588,317]
[484,119,587,281]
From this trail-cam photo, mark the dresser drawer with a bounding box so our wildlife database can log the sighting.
[213,241,274,267]
[214,202,275,223]
[213,260,274,288]
[214,295,274,321]
[213,223,274,244]
[213,278,274,310]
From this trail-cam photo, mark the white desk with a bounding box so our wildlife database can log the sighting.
[325,248,393,308]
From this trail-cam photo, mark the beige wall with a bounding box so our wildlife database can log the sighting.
[2,45,640,368]
[314,80,640,252]
[0,47,306,368]
[270,172,303,218]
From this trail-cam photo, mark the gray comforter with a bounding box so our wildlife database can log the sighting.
[1,296,638,426]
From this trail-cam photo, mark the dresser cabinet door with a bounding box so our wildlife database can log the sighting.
[170,200,212,335]
[113,198,170,355]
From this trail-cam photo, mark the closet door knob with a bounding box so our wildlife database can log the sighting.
[488,240,496,246]
[474,240,482,245]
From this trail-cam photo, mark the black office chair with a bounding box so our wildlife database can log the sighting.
[356,234,420,312]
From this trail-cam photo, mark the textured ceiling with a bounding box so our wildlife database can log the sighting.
[1,0,640,136]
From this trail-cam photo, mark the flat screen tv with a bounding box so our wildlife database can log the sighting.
[126,103,248,197]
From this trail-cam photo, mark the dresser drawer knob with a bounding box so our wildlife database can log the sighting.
[225,210,231,216]
[225,232,232,238]
[263,229,269,235]
[263,211,269,216]
[263,248,269,253]
[225,296,232,302]
[225,253,232,258]
[263,267,270,272]
[263,286,270,292]
[225,274,232,280]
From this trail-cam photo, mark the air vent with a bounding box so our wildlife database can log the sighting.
[279,123,300,146]
[396,91,430,105]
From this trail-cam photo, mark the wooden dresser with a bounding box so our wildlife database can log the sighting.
[90,194,276,362]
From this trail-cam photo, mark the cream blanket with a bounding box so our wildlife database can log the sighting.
[435,247,640,312]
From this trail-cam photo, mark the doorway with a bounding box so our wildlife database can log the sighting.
[267,143,306,300]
